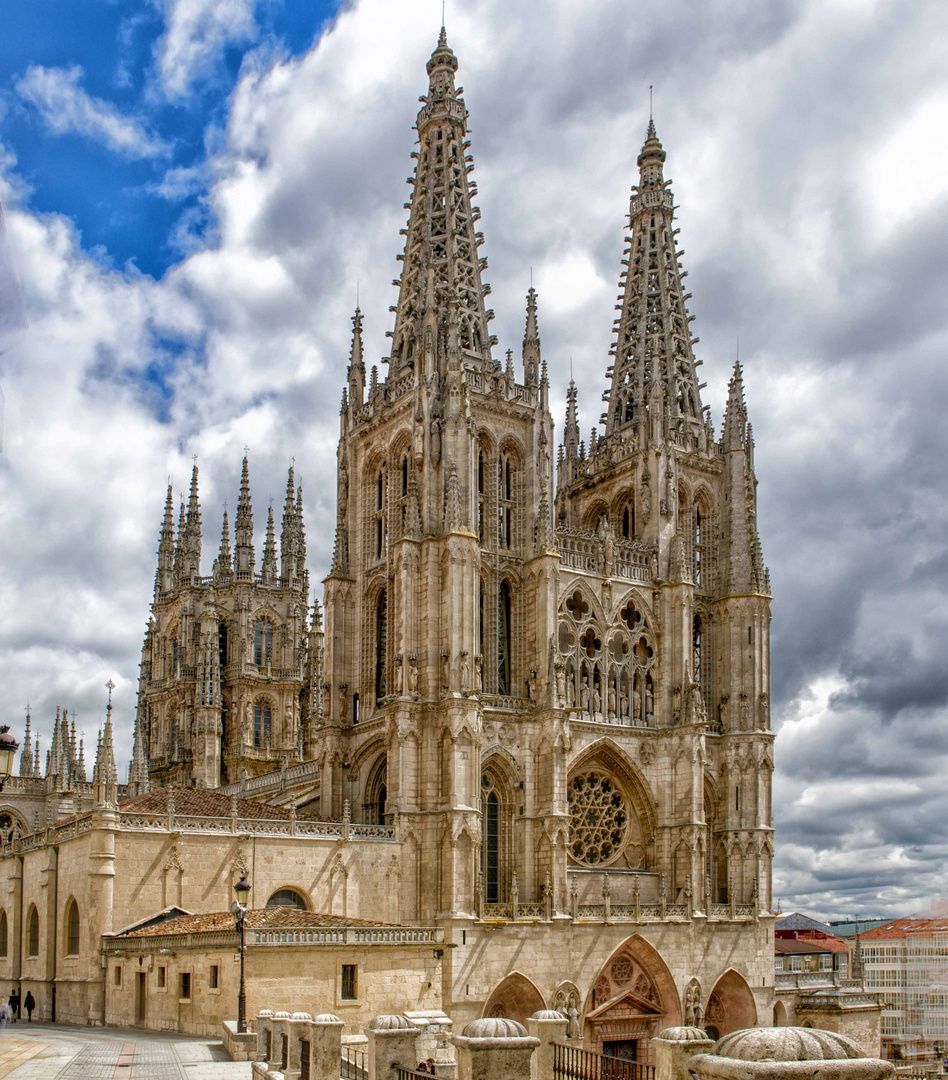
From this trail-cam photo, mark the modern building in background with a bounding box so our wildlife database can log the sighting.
[0,30,777,1060]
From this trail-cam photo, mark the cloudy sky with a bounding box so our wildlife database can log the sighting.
[1,0,946,920]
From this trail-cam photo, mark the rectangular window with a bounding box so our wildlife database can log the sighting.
[114,966,122,987]
[209,965,219,989]
[180,972,191,1000]
[341,964,357,1000]
[158,966,166,988]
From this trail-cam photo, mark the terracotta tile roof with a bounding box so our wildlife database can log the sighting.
[119,786,293,819]
[862,916,948,940]
[118,907,407,938]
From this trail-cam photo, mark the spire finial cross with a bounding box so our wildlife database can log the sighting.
[105,680,116,710]
[649,85,653,120]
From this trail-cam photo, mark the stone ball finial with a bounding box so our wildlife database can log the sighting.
[273,1011,291,1020]
[313,1013,342,1024]
[461,1017,528,1038]
[531,1010,567,1021]
[713,1028,864,1062]
[658,1026,713,1041]
[256,1009,274,1019]
[292,1012,313,1021]
[368,1014,415,1031]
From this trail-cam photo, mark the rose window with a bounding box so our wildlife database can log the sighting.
[568,770,629,866]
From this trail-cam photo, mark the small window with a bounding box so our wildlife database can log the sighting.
[209,965,219,989]
[158,966,166,988]
[253,701,272,748]
[66,899,80,956]
[180,972,191,1000]
[267,888,308,910]
[341,964,357,1000]
[114,966,122,987]
[0,910,7,957]
[27,906,39,957]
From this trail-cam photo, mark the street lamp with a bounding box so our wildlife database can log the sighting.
[234,874,251,1033]
[0,727,19,791]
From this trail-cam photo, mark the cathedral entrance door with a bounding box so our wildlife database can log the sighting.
[604,1039,638,1061]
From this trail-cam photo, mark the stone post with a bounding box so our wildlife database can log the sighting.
[525,1010,568,1080]
[255,1010,274,1062]
[282,1012,314,1080]
[269,1012,291,1072]
[653,1027,714,1080]
[366,1014,419,1080]
[453,1018,539,1080]
[305,1013,346,1080]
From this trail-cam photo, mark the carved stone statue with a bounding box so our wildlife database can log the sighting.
[645,683,654,725]
[567,675,576,708]
[608,683,617,717]
[474,654,483,691]
[555,663,566,705]
[580,676,590,711]
[591,682,601,714]
[459,652,470,694]
[408,655,419,695]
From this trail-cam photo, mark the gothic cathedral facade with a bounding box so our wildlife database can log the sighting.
[129,30,775,1051]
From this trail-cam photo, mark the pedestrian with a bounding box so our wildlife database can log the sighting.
[8,989,17,1023]
[24,990,35,1022]
[0,1000,10,1030]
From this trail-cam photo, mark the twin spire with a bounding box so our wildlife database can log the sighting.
[154,456,306,594]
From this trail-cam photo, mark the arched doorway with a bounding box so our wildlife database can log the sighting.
[704,969,757,1039]
[583,935,681,1064]
[482,972,545,1026]
[774,1000,787,1026]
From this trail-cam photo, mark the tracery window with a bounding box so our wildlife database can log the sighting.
[253,701,271,748]
[0,910,7,957]
[27,905,39,957]
[364,756,388,825]
[374,469,387,560]
[499,453,515,549]
[621,499,635,539]
[568,770,629,866]
[477,451,487,543]
[693,505,705,587]
[375,591,388,704]
[253,621,272,666]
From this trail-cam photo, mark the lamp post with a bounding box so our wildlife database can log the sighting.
[0,726,19,792]
[234,874,251,1033]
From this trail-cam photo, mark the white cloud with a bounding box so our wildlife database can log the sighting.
[154,0,259,100]
[2,0,948,917]
[14,66,171,159]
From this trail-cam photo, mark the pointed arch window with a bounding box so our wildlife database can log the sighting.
[693,613,710,715]
[364,756,388,825]
[693,505,705,588]
[218,623,228,671]
[27,905,39,957]
[499,454,516,549]
[374,469,387,560]
[480,769,512,904]
[621,499,635,539]
[477,450,487,542]
[375,591,388,704]
[253,621,272,666]
[66,898,80,956]
[0,910,7,958]
[498,581,512,695]
[253,701,271,748]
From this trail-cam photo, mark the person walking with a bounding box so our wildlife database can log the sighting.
[24,990,35,1022]
[0,1000,10,1030]
[8,989,18,1023]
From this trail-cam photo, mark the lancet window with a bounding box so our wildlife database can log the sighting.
[480,765,513,904]
[498,581,512,695]
[375,590,388,705]
[364,756,388,825]
[477,451,487,543]
[253,621,272,666]
[499,453,515,549]
[253,701,271,747]
[374,468,387,561]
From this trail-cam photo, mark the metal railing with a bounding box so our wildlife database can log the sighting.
[394,1066,438,1080]
[341,1048,367,1080]
[554,1042,655,1080]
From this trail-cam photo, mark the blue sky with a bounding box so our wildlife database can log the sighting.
[1,0,948,920]
[1,0,343,278]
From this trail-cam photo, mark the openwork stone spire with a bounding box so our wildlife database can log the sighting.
[603,121,703,441]
[262,505,278,584]
[218,508,232,576]
[347,307,365,408]
[181,463,202,578]
[234,454,254,574]
[156,483,175,594]
[387,29,496,374]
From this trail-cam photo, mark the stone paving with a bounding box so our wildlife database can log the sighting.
[0,1023,252,1079]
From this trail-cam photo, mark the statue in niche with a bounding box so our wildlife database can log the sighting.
[619,685,628,720]
[528,668,538,702]
[591,681,601,714]
[441,650,451,693]
[739,692,749,730]
[645,682,654,725]
[579,676,589,711]
[408,655,419,695]
[339,685,348,724]
[459,652,470,694]
[567,996,581,1041]
[430,417,442,464]
[393,654,403,694]
[567,675,576,708]
[474,654,483,691]
[691,681,706,723]
[672,684,682,723]
[555,663,566,705]
[718,695,728,730]
[608,683,617,717]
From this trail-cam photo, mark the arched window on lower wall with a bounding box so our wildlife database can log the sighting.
[498,581,512,695]
[480,764,514,905]
[266,888,308,910]
[66,898,80,956]
[27,905,39,957]
[0,910,7,958]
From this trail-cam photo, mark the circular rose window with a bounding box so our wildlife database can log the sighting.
[568,770,629,865]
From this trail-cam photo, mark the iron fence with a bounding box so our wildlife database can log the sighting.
[553,1042,655,1080]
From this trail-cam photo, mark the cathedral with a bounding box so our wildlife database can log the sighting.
[0,30,775,1056]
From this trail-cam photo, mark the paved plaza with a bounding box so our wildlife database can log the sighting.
[0,1023,251,1079]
